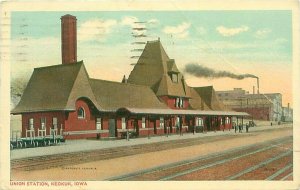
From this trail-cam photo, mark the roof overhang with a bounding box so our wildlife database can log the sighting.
[11,108,76,115]
[117,107,249,116]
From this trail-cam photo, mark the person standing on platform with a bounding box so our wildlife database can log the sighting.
[246,123,249,133]
[234,123,237,133]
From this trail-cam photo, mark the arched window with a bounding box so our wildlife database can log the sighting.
[78,107,85,119]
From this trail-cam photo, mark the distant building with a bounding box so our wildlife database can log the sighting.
[216,88,290,121]
[281,104,293,122]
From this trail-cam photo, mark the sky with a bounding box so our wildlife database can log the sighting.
[10,11,293,106]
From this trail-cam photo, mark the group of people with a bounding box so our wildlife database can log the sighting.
[234,122,250,133]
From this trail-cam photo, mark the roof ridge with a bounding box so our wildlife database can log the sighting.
[192,85,213,88]
[89,78,151,89]
[34,61,83,70]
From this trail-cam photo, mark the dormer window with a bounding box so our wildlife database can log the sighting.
[171,73,178,83]
[78,107,85,119]
[175,97,184,108]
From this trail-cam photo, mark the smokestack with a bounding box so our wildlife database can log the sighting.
[61,14,77,64]
[257,78,260,94]
[253,86,255,94]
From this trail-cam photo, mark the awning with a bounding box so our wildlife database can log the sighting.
[117,107,249,116]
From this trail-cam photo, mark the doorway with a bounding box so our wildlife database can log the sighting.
[108,119,116,137]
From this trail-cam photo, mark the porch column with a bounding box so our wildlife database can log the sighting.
[147,115,150,139]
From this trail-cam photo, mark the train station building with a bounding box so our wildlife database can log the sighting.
[11,14,248,139]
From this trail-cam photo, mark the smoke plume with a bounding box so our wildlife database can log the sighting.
[184,63,257,80]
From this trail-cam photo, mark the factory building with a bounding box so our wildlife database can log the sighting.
[281,104,293,122]
[216,88,291,122]
[11,14,248,139]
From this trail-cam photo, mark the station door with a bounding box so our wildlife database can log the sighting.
[108,119,116,137]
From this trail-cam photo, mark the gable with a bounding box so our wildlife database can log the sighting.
[11,62,84,114]
[193,86,227,111]
[65,64,100,111]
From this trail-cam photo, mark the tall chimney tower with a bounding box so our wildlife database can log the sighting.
[61,14,77,64]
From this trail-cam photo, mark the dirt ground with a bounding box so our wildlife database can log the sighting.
[11,127,292,181]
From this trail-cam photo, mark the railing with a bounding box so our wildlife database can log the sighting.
[25,128,35,139]
[38,128,46,137]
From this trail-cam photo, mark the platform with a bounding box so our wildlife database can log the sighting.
[10,124,292,160]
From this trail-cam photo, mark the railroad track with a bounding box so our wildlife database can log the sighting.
[107,136,293,181]
[11,132,247,171]
[11,128,291,172]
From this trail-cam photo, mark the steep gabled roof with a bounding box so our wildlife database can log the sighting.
[89,79,168,111]
[189,88,211,110]
[127,40,190,98]
[127,40,166,86]
[192,86,227,111]
[11,62,84,113]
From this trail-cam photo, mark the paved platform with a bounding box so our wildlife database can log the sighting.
[10,124,292,160]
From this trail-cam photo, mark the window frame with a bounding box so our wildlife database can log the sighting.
[121,117,126,130]
[96,117,102,130]
[196,117,203,126]
[29,118,34,130]
[159,117,164,128]
[52,117,58,129]
[40,117,46,130]
[77,107,85,119]
[142,117,146,128]
[171,73,178,83]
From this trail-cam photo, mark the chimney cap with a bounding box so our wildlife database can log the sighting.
[61,14,77,19]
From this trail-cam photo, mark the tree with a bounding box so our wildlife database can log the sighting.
[10,77,29,109]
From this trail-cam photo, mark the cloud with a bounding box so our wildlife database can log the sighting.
[121,16,148,36]
[216,25,249,37]
[78,18,117,42]
[255,28,272,39]
[121,16,139,27]
[163,22,191,39]
[197,27,207,35]
[148,19,159,24]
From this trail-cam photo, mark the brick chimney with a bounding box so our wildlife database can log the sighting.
[61,14,77,64]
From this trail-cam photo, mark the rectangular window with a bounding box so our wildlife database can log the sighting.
[225,117,230,124]
[176,117,180,127]
[172,73,178,83]
[180,98,184,108]
[40,117,46,129]
[196,117,203,126]
[29,118,34,130]
[52,117,58,129]
[160,117,164,128]
[121,117,126,129]
[176,98,180,108]
[142,117,146,128]
[96,117,102,130]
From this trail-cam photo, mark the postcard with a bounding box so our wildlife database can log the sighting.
[0,0,299,190]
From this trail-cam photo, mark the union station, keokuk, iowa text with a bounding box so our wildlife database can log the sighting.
[11,14,249,139]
